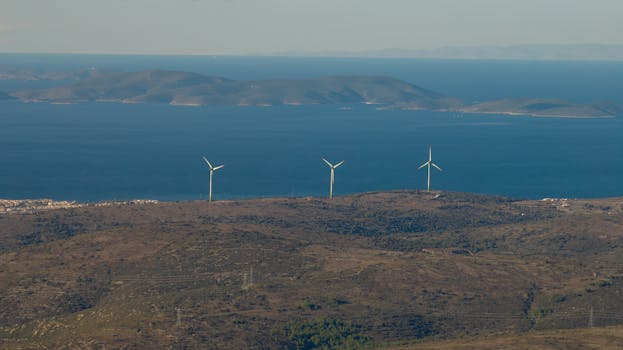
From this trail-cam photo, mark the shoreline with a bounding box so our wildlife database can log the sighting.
[0,198,158,214]
[5,99,617,120]
[2,191,621,215]
[456,109,616,119]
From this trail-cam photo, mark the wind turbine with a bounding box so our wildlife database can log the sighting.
[322,158,344,199]
[418,147,442,192]
[202,156,224,202]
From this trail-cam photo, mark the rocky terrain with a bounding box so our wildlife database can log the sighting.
[0,191,622,349]
[0,199,158,215]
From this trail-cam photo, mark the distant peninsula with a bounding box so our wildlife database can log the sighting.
[9,69,620,118]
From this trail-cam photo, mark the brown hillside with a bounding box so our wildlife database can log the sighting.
[0,191,622,349]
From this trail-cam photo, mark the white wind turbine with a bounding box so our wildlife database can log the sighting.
[418,147,442,192]
[202,156,224,202]
[322,158,344,199]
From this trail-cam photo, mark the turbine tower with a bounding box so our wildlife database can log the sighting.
[322,158,344,199]
[202,156,224,202]
[418,147,442,192]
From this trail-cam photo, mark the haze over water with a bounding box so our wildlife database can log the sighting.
[0,55,622,201]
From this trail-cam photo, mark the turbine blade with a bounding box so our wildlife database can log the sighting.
[432,163,443,171]
[418,162,429,170]
[322,158,333,167]
[334,161,345,168]
[213,165,225,171]
[202,156,213,169]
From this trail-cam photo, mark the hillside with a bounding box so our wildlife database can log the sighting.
[11,70,455,110]
[9,69,618,117]
[392,326,623,350]
[0,67,107,82]
[1,191,623,349]
[458,98,619,118]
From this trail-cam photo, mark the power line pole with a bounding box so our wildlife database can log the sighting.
[176,307,182,328]
[588,306,594,328]
[249,266,254,286]
[242,266,254,290]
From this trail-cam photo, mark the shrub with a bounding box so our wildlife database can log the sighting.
[283,317,370,350]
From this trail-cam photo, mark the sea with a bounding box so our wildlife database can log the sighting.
[0,54,622,201]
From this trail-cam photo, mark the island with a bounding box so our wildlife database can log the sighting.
[459,98,621,118]
[8,69,620,118]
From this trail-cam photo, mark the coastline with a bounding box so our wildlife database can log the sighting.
[7,98,618,119]
[457,109,617,119]
[2,191,621,215]
[0,198,158,214]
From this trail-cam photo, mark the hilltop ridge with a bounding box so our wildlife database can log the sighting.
[12,70,454,110]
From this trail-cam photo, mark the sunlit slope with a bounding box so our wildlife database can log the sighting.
[12,70,452,109]
[1,191,622,348]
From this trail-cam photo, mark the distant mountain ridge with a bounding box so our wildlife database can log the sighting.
[12,70,456,110]
[0,67,107,82]
[10,69,620,118]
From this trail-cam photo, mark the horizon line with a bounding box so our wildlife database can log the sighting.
[2,43,623,62]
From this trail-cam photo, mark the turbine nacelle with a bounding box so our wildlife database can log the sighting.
[418,161,442,171]
[203,156,224,202]
[203,156,225,171]
[322,158,344,199]
[418,147,442,192]
[322,158,344,169]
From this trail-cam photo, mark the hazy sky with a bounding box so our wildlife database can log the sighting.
[1,0,622,55]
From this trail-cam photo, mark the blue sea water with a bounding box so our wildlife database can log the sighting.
[0,55,622,201]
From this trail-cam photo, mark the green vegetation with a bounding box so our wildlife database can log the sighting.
[283,317,370,350]
[530,307,554,319]
[548,294,567,304]
[598,280,613,288]
[299,299,322,311]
